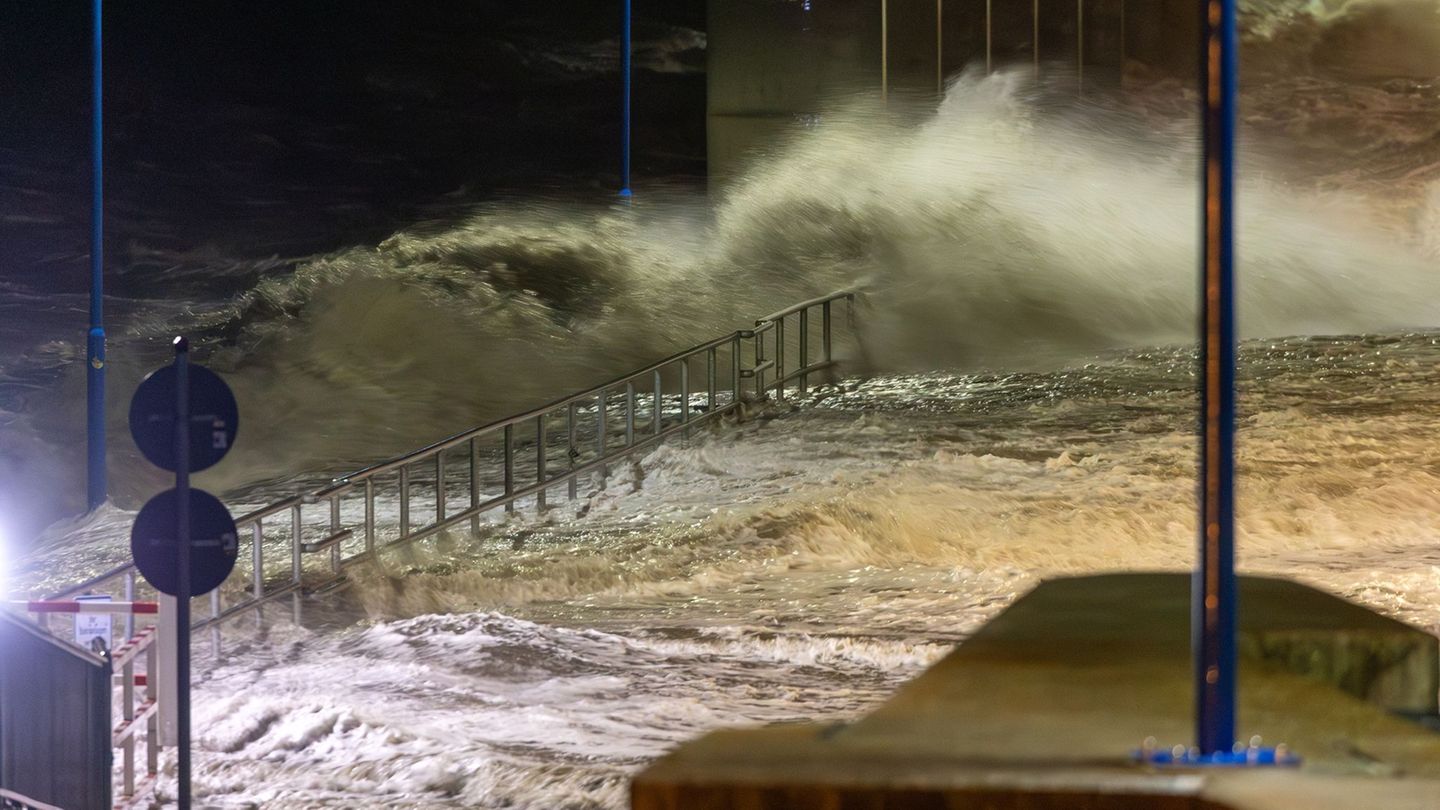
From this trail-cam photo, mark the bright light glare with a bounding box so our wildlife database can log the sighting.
[0,517,8,601]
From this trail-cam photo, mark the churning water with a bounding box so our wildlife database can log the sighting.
[6,1,1440,807]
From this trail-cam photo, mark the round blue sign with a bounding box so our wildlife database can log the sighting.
[128,363,238,473]
[130,488,239,597]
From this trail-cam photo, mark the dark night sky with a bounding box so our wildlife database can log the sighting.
[1,2,709,292]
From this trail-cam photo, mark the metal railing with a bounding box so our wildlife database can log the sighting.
[750,290,857,400]
[45,290,861,639]
[110,625,160,807]
[0,790,64,810]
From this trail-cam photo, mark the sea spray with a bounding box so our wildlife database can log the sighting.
[7,50,1437,547]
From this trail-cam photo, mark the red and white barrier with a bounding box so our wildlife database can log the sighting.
[11,600,159,614]
[9,595,173,806]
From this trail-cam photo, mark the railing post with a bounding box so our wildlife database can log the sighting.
[364,478,376,553]
[680,357,690,434]
[1034,0,1041,76]
[986,0,993,74]
[435,450,446,524]
[625,381,636,446]
[798,308,809,395]
[753,331,766,397]
[707,347,717,414]
[329,495,342,574]
[123,647,135,798]
[503,424,514,513]
[209,590,220,658]
[124,569,136,642]
[936,0,943,95]
[733,337,743,404]
[251,520,263,600]
[1119,0,1126,83]
[290,505,303,585]
[653,370,663,436]
[775,316,786,401]
[469,437,481,533]
[822,300,833,366]
[597,390,608,480]
[536,415,547,511]
[146,638,159,780]
[399,466,411,538]
[567,401,579,500]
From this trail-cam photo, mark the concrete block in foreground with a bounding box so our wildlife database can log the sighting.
[632,573,1440,809]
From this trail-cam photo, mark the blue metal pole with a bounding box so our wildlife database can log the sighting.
[1195,0,1238,756]
[86,0,107,511]
[620,0,633,199]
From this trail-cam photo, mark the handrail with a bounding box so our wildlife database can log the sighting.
[757,288,858,325]
[42,289,864,640]
[333,331,751,484]
[0,789,65,810]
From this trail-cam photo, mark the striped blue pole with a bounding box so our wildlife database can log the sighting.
[620,0,633,199]
[86,0,107,511]
[1195,0,1238,756]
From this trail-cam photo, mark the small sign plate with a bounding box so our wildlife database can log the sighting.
[74,593,113,653]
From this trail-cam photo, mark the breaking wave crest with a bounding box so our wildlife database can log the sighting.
[10,64,1438,543]
[1242,0,1440,78]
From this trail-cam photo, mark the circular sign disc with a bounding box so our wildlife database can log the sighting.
[128,363,239,473]
[130,488,239,597]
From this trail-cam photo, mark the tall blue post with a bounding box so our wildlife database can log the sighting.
[86,0,107,511]
[620,0,633,199]
[1195,0,1238,756]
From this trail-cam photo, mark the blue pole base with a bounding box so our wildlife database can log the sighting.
[619,188,633,198]
[1135,739,1300,768]
[86,326,106,511]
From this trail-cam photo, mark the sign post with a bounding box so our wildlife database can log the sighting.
[173,338,192,808]
[129,337,239,809]
[1196,0,1239,758]
[1134,0,1294,768]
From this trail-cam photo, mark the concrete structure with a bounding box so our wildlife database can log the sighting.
[707,0,1200,183]
[633,574,1440,808]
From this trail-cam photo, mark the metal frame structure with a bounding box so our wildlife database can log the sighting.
[0,789,65,810]
[11,600,165,807]
[110,626,161,806]
[46,291,862,637]
[24,288,858,801]
[905,0,1100,87]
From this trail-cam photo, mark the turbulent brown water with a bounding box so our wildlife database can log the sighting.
[5,2,1440,807]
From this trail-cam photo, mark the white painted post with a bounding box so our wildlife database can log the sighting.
[157,594,179,746]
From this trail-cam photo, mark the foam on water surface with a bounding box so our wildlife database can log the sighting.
[8,6,1440,805]
[134,329,1438,808]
